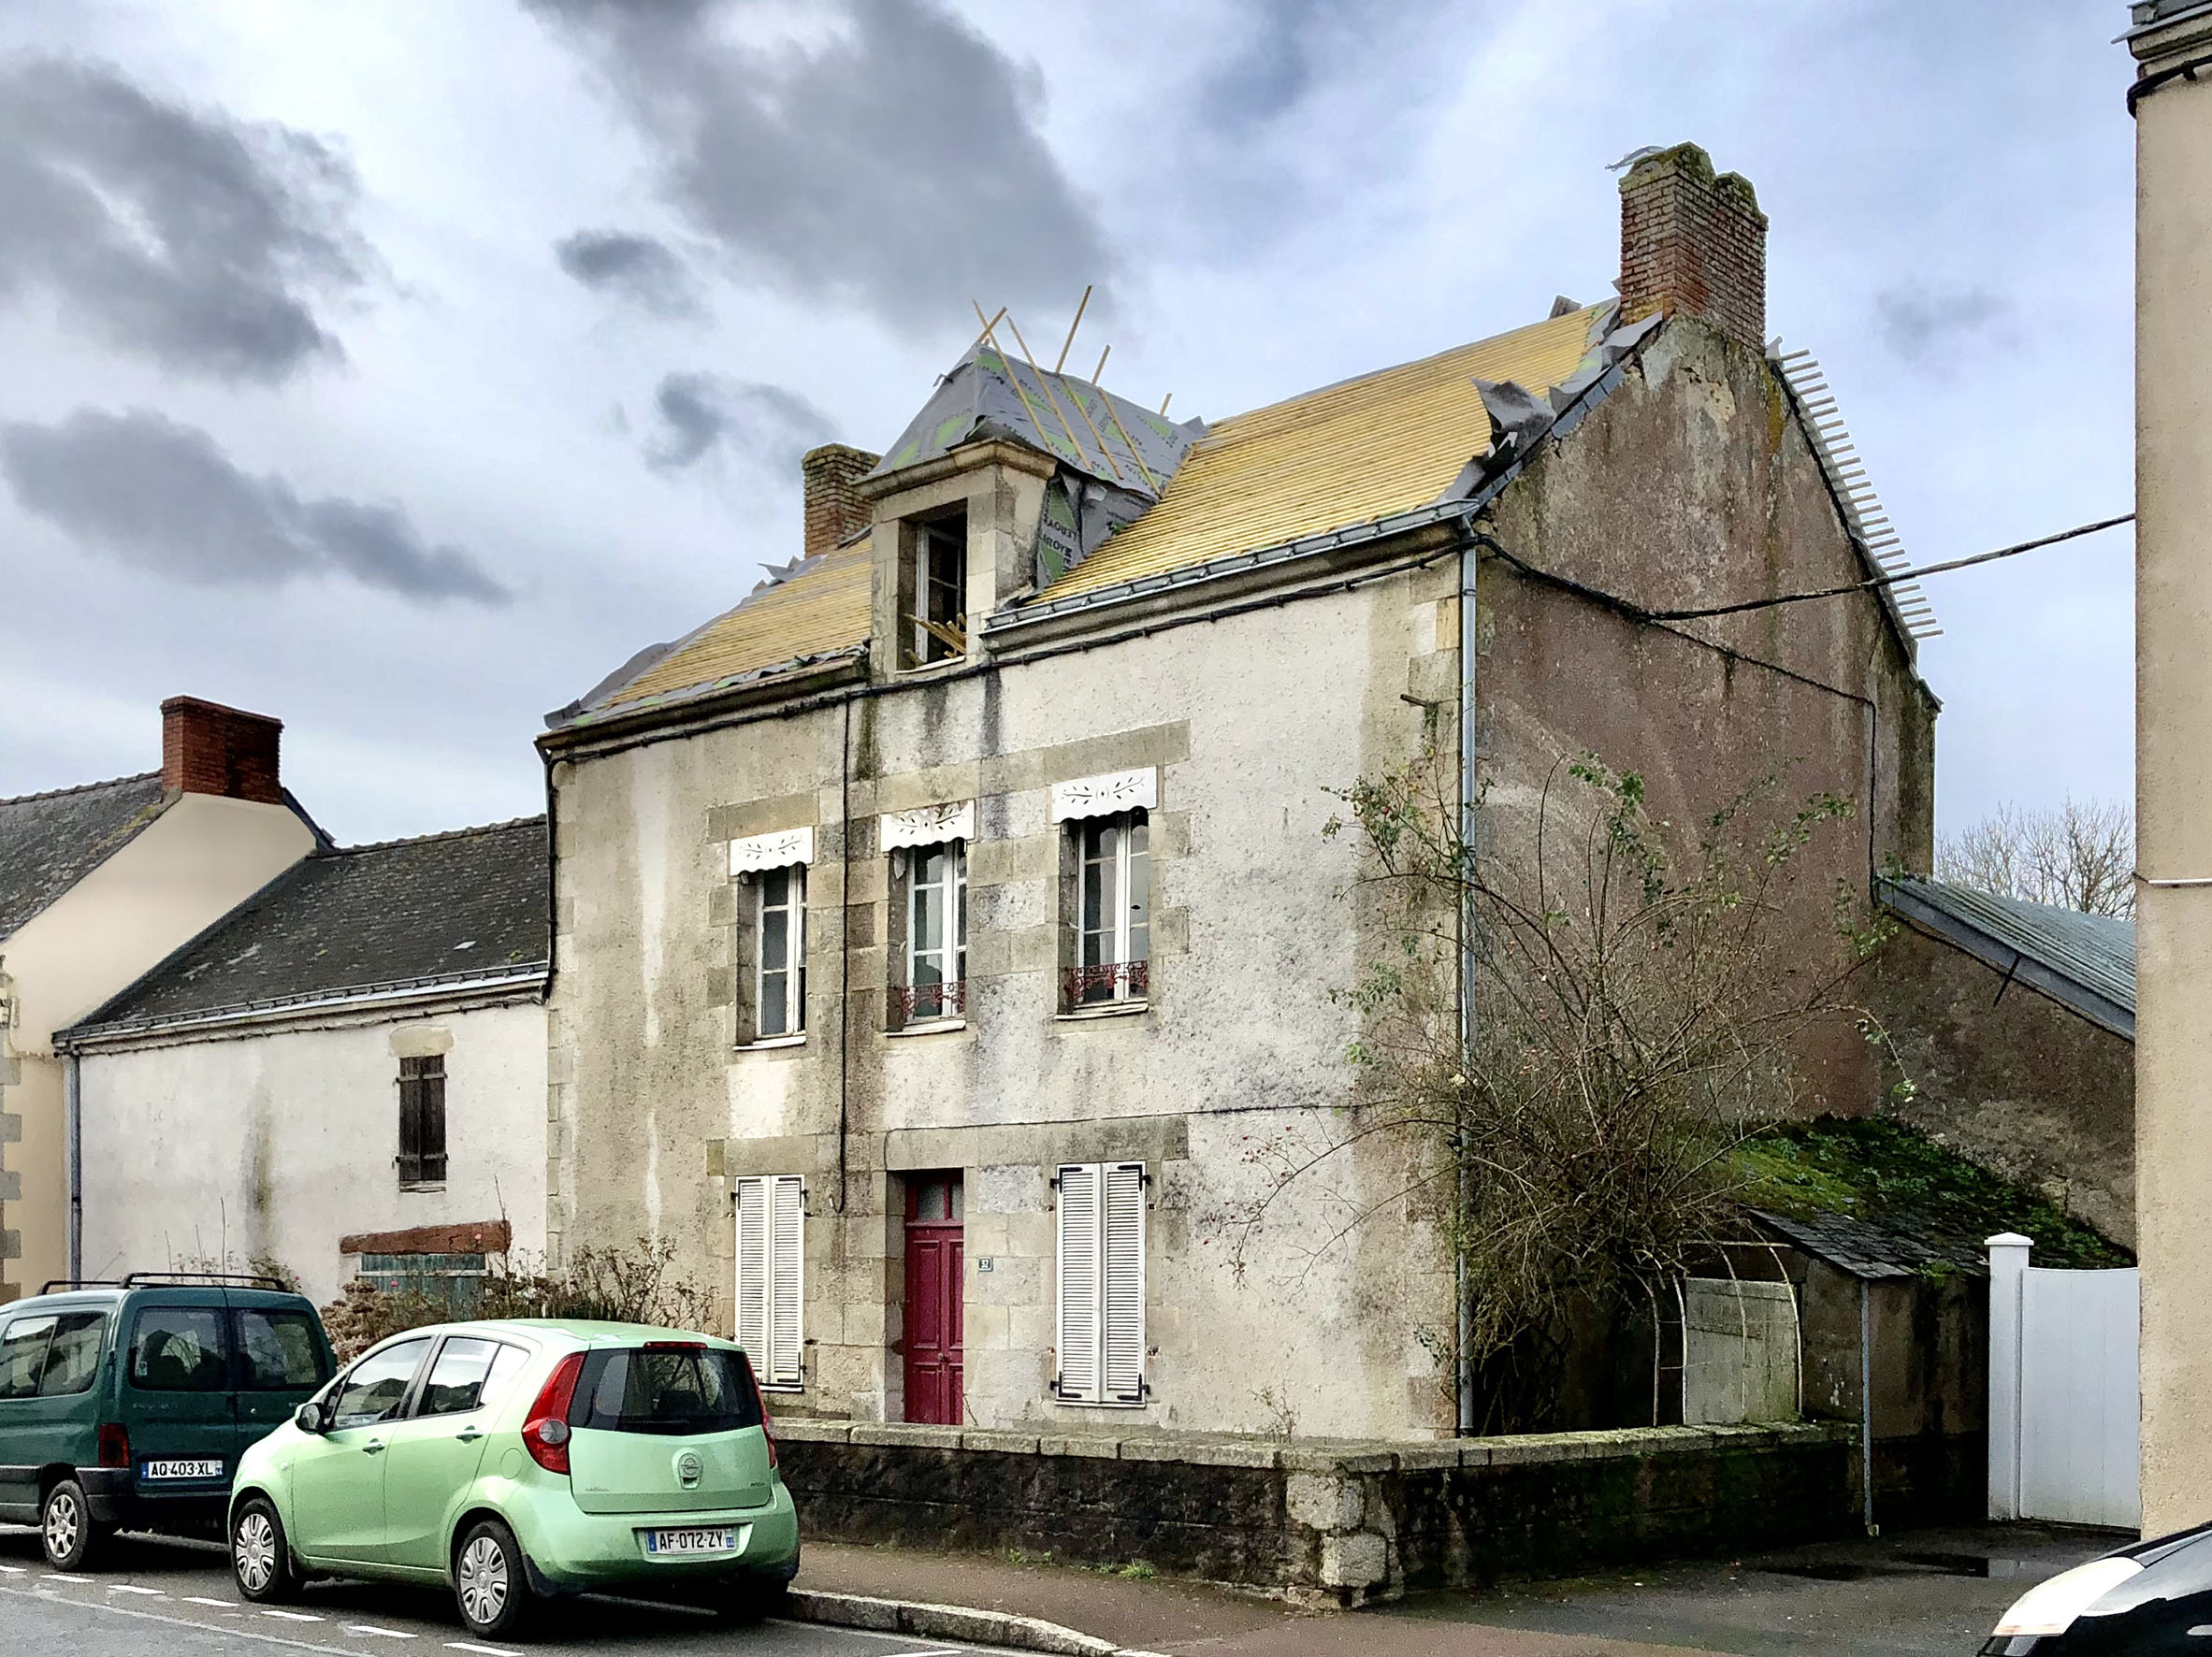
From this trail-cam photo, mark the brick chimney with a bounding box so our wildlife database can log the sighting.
[1617,143,1768,353]
[161,697,282,805]
[802,443,882,558]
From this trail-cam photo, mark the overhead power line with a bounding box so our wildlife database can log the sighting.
[1635,513,2135,625]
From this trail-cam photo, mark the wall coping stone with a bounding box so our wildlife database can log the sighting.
[780,1417,1849,1473]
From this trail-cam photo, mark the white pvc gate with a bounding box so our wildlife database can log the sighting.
[1988,1232,2141,1530]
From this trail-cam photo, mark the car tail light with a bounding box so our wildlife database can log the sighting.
[643,1340,704,1351]
[97,1424,131,1469]
[522,1351,586,1475]
[739,1351,777,1469]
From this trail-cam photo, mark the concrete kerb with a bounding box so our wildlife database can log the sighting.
[784,1588,1168,1657]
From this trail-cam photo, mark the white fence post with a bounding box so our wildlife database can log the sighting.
[1988,1232,2033,1520]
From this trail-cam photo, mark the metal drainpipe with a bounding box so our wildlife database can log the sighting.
[64,1046,81,1282]
[1860,1276,1877,1535]
[1455,525,1479,1436]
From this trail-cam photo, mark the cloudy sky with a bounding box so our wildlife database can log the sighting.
[0,0,2134,847]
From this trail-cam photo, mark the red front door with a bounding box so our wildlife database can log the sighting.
[903,1173,964,1425]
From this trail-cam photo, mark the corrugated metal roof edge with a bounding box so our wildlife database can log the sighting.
[59,963,551,1047]
[1876,876,2135,1041]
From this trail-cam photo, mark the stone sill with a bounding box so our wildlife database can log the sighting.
[885,1018,967,1039]
[1053,1001,1149,1023]
[734,1034,807,1053]
[769,1417,1848,1471]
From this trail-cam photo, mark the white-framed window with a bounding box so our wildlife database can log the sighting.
[1073,811,1149,1006]
[757,865,806,1038]
[733,1174,805,1390]
[908,513,967,666]
[901,840,967,1023]
[1054,1161,1147,1405]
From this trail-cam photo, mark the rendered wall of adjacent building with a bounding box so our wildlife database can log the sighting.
[545,314,1935,1439]
[76,999,546,1304]
[0,791,316,1300]
[2130,2,2212,1536]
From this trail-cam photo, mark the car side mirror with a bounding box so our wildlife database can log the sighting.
[295,1402,325,1434]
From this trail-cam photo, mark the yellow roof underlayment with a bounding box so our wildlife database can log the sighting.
[592,304,1603,715]
[1029,304,1607,602]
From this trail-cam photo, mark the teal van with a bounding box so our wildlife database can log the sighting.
[0,1274,333,1569]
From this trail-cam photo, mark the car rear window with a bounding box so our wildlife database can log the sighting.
[236,1310,329,1390]
[130,1307,228,1392]
[569,1346,763,1437]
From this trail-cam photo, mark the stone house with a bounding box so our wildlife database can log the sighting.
[57,817,549,1304]
[0,699,322,1301]
[539,144,1945,1443]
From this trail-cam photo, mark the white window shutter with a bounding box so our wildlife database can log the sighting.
[769,1174,806,1388]
[1056,1164,1101,1403]
[734,1177,769,1372]
[1102,1162,1147,1403]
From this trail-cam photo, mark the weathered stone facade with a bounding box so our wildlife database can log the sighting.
[541,303,1938,1442]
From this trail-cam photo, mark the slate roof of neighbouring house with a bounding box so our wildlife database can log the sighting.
[1751,1206,1990,1283]
[550,303,1619,731]
[65,816,548,1037]
[1878,875,2135,1040]
[0,771,168,942]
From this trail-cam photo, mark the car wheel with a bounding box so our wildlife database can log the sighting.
[454,1518,532,1639]
[231,1497,301,1604]
[41,1478,109,1572]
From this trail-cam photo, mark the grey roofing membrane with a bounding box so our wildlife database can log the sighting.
[1878,875,2135,1039]
[0,772,167,941]
[69,815,548,1035]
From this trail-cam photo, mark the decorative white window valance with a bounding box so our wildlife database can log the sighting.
[1050,768,1157,825]
[880,800,975,851]
[729,825,815,876]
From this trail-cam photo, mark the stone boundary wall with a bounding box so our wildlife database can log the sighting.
[773,1419,1858,1607]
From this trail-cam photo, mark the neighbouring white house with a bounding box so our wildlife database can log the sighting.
[58,816,549,1306]
[0,698,324,1303]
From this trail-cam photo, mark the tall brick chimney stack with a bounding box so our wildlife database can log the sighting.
[161,697,283,805]
[1617,143,1769,353]
[802,444,882,558]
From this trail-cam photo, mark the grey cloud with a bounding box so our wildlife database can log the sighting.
[1200,0,1354,130]
[526,0,1112,335]
[0,408,507,604]
[0,55,371,381]
[555,228,704,319]
[644,372,837,474]
[1875,285,2016,369]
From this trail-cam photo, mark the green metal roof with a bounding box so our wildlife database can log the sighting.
[1879,875,2134,1040]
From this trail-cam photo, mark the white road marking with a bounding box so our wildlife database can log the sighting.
[343,1627,419,1639]
[108,1583,167,1595]
[41,1572,93,1582]
[446,1642,524,1656]
[262,1607,325,1621]
[185,1594,239,1607]
[0,1563,23,1574]
[0,1581,375,1655]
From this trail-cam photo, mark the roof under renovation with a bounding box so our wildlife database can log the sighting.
[0,771,167,942]
[554,302,1627,731]
[1878,875,2135,1040]
[65,816,549,1040]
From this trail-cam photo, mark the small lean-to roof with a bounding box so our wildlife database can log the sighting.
[1879,875,2135,1040]
[0,771,167,942]
[65,816,548,1037]
[554,536,873,728]
[1027,304,1611,604]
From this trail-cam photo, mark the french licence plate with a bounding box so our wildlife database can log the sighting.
[643,1526,736,1556]
[141,1459,224,1480]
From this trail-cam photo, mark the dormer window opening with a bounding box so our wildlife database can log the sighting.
[909,512,967,666]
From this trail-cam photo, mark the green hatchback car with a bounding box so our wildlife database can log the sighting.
[229,1319,800,1639]
[0,1275,333,1569]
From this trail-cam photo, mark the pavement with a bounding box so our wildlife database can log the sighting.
[0,1519,2123,1656]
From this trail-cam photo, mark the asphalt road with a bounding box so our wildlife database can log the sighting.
[0,1525,1005,1657]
